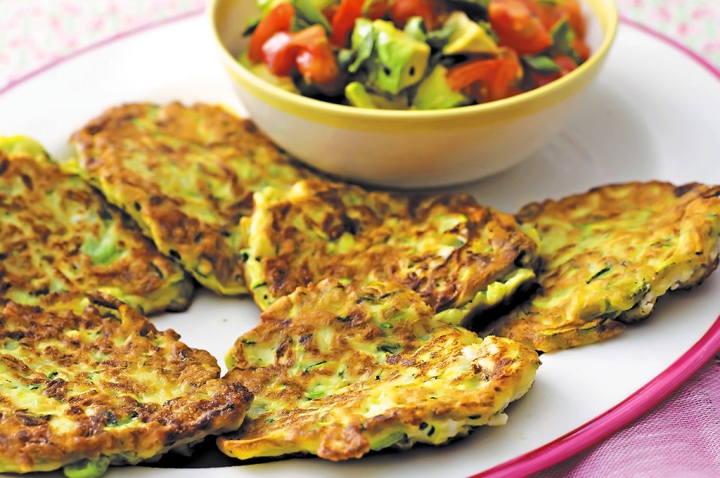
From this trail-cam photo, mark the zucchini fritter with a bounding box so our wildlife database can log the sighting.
[0,292,252,477]
[0,137,192,314]
[218,280,540,461]
[243,179,538,325]
[484,182,720,352]
[68,102,311,295]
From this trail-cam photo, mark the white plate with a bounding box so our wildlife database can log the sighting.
[1,13,720,478]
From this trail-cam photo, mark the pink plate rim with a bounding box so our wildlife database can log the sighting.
[474,16,720,478]
[1,10,720,478]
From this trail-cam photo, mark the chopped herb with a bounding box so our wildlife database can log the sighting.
[377,342,402,354]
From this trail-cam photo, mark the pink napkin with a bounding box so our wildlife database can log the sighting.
[535,358,720,476]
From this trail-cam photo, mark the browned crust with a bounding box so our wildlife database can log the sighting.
[218,280,539,461]
[0,150,191,314]
[70,102,310,295]
[253,179,537,313]
[0,292,251,473]
[489,181,720,352]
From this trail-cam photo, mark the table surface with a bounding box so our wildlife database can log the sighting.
[1,1,720,476]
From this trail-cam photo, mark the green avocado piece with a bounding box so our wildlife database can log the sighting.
[238,52,300,93]
[403,16,428,43]
[371,92,410,110]
[346,82,377,108]
[63,457,110,478]
[346,82,410,109]
[367,20,430,95]
[442,11,498,55]
[412,65,470,110]
[0,136,48,160]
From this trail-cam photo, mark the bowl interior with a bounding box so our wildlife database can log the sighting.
[215,0,611,79]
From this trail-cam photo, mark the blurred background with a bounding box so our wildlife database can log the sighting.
[1,0,719,90]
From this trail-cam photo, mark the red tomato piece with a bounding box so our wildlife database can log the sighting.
[388,0,437,30]
[290,26,340,84]
[367,0,388,20]
[573,37,590,61]
[248,3,295,63]
[322,4,339,24]
[530,54,576,87]
[521,0,586,40]
[489,0,552,56]
[531,72,558,87]
[446,49,521,102]
[553,54,577,74]
[272,25,340,84]
[263,32,295,75]
[330,0,364,47]
[330,0,387,47]
[564,0,586,38]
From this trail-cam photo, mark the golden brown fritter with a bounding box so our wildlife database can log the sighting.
[484,181,720,352]
[242,179,538,326]
[0,292,252,477]
[68,102,311,295]
[0,136,192,314]
[218,280,540,461]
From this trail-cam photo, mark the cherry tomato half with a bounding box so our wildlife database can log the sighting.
[291,25,340,84]
[446,48,521,102]
[489,0,552,56]
[249,3,295,63]
[388,0,437,30]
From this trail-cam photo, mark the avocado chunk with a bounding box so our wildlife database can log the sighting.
[346,82,410,109]
[442,12,499,55]
[238,52,300,94]
[367,20,430,95]
[412,65,470,110]
[346,82,377,108]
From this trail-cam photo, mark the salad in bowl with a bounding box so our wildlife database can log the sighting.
[239,0,591,109]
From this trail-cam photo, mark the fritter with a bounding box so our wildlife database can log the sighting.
[68,102,311,295]
[0,292,252,477]
[218,280,540,461]
[242,179,538,326]
[0,136,192,314]
[484,181,720,352]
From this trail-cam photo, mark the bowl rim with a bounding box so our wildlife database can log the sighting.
[208,0,618,129]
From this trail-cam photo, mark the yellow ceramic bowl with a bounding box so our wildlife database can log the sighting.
[208,0,618,188]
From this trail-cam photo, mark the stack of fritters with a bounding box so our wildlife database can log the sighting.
[0,136,192,314]
[68,102,312,295]
[0,292,252,476]
[242,179,539,326]
[218,280,540,461]
[485,182,720,352]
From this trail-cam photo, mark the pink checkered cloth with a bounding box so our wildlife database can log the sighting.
[1,1,720,476]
